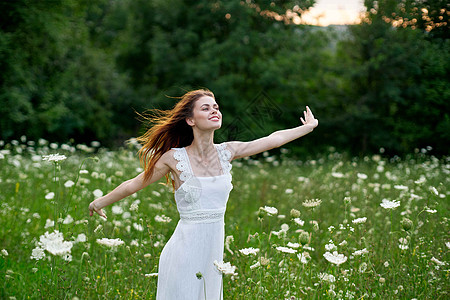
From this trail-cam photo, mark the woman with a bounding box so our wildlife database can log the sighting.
[89,89,318,299]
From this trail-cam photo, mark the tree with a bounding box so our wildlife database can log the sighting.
[333,0,450,154]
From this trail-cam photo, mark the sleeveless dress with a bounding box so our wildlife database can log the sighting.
[156,143,233,300]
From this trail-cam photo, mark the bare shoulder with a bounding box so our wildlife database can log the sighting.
[159,148,176,163]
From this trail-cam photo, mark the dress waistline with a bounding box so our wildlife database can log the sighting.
[179,208,225,224]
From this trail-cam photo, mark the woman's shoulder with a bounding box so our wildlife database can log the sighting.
[159,148,179,164]
[215,142,233,161]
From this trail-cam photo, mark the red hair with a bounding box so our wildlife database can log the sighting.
[136,89,215,184]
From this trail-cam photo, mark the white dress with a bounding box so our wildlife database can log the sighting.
[156,143,233,300]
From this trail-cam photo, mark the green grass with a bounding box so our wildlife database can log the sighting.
[0,139,448,299]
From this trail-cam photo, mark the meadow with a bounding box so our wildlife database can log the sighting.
[0,137,448,299]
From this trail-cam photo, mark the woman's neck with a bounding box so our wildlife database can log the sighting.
[188,130,215,157]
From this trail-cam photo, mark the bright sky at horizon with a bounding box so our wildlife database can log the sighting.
[300,0,366,26]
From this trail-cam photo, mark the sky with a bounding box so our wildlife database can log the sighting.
[300,0,366,26]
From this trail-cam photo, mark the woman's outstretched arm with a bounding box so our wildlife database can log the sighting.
[89,152,171,218]
[227,106,318,160]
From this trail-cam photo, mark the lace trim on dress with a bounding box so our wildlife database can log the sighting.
[173,148,193,182]
[216,143,232,174]
[179,208,226,224]
[173,148,201,209]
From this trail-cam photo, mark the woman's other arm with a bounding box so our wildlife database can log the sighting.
[228,106,318,160]
[89,152,171,218]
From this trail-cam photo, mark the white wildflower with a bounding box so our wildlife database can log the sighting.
[144,273,158,277]
[380,199,400,209]
[239,247,260,256]
[1,249,8,256]
[352,248,369,256]
[96,238,124,248]
[111,205,124,215]
[302,199,322,208]
[260,206,278,216]
[130,202,139,211]
[249,261,261,269]
[323,251,347,265]
[357,173,368,180]
[290,208,300,218]
[414,176,426,184]
[276,246,297,254]
[45,192,55,200]
[287,242,300,249]
[297,252,311,264]
[76,233,87,243]
[133,223,144,231]
[399,237,408,245]
[431,257,445,266]
[446,242,450,249]
[281,223,289,232]
[352,217,367,224]
[30,247,45,260]
[318,273,336,282]
[63,215,74,224]
[38,230,73,256]
[42,154,67,163]
[359,262,368,273]
[394,185,408,191]
[122,212,131,219]
[94,224,102,233]
[213,260,237,275]
[425,208,437,214]
[285,189,293,194]
[384,261,389,267]
[398,237,409,250]
[155,215,172,223]
[293,218,304,226]
[64,180,75,188]
[430,186,439,195]
[325,240,337,251]
[225,235,234,255]
[331,172,344,178]
[44,219,54,228]
[270,230,284,237]
[93,189,103,198]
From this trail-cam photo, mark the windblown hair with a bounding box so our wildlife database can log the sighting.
[136,89,215,184]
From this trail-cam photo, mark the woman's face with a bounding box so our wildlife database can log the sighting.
[188,96,222,130]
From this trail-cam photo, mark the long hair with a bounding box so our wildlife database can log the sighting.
[136,89,215,184]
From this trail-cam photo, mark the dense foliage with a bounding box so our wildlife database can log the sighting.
[1,0,448,155]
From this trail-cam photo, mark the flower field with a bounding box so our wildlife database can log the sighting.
[0,138,448,299]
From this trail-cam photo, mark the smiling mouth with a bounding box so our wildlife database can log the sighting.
[209,116,220,121]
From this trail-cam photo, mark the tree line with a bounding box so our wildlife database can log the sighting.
[1,0,448,155]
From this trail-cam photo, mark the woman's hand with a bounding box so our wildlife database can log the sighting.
[89,200,107,219]
[300,106,318,128]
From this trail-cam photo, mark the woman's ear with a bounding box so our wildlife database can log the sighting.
[186,117,195,127]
